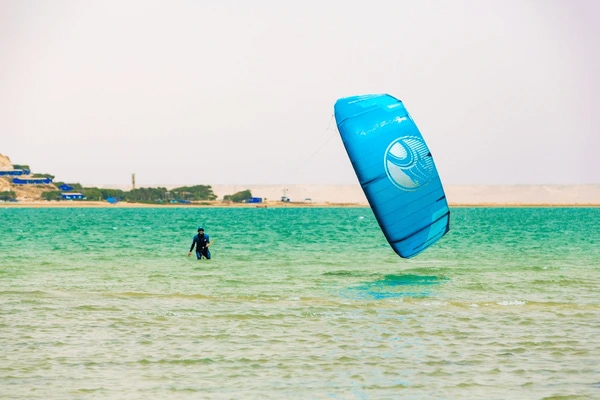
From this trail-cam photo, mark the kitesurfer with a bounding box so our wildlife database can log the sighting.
[188,227,212,260]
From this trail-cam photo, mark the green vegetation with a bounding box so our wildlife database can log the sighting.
[4,159,221,204]
[41,191,62,201]
[223,189,252,203]
[8,171,223,203]
[81,187,125,201]
[54,182,84,191]
[0,191,16,201]
[170,185,217,201]
[48,184,218,203]
[32,173,55,179]
[126,187,170,202]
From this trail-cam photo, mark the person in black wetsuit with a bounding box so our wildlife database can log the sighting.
[188,227,211,260]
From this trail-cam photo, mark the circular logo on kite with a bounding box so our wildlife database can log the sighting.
[384,136,435,191]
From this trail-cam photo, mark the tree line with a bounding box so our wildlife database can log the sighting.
[40,184,254,203]
[2,159,252,203]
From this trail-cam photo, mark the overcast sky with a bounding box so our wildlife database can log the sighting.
[1,0,598,186]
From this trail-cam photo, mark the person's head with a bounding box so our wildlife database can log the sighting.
[198,227,204,233]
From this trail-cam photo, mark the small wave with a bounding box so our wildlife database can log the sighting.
[322,270,367,277]
[138,358,215,365]
[497,300,526,306]
[379,274,447,286]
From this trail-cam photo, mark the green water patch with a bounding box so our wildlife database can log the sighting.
[341,274,449,300]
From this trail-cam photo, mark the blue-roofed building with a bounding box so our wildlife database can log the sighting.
[61,192,83,200]
[13,177,52,185]
[58,184,74,191]
[245,197,263,203]
[0,169,30,176]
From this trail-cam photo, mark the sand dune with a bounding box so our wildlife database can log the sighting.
[444,185,600,206]
[180,184,600,205]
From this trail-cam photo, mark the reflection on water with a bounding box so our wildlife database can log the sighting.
[343,274,448,300]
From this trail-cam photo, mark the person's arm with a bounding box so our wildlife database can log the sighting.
[206,235,211,247]
[188,236,196,256]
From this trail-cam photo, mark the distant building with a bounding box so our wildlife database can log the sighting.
[13,177,52,185]
[58,184,74,191]
[246,197,263,203]
[61,192,83,200]
[0,169,30,176]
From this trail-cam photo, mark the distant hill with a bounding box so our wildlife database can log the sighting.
[0,154,13,169]
[0,154,58,201]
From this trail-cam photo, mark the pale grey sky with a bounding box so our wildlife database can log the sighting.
[1,0,598,186]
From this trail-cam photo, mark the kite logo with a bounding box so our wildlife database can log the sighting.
[384,136,435,191]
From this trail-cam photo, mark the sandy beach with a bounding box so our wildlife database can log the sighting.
[209,184,600,206]
[3,153,599,207]
[2,184,599,207]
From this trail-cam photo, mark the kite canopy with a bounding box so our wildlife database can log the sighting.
[334,94,450,258]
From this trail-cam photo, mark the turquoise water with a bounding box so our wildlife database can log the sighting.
[1,207,599,399]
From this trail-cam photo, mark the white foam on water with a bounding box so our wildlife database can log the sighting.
[497,300,526,306]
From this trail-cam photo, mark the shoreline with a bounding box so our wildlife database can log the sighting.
[2,200,599,208]
[0,200,367,208]
[3,181,599,207]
